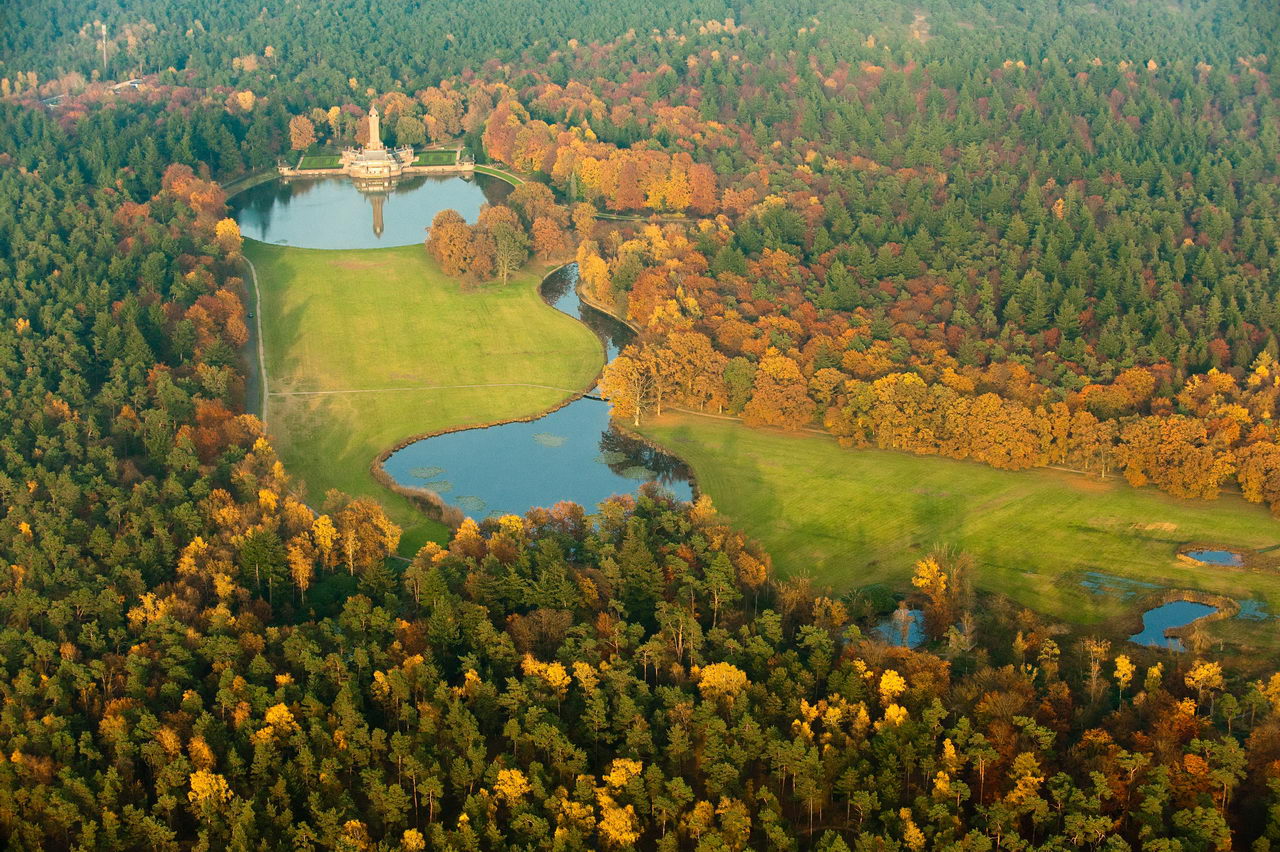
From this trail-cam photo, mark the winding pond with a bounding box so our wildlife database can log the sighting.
[233,175,693,519]
[231,173,512,249]
[1129,600,1218,651]
[381,264,694,518]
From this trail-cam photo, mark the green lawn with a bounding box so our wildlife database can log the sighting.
[247,241,602,552]
[298,154,342,170]
[414,150,458,166]
[472,164,524,186]
[640,413,1280,644]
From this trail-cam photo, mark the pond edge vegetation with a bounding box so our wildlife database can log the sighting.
[1176,542,1280,573]
[1126,588,1243,649]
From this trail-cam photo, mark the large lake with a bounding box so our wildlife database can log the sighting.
[231,173,512,249]
[381,265,695,518]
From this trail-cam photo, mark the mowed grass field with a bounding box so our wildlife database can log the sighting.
[414,150,458,166]
[641,413,1280,644]
[247,241,602,552]
[297,154,342,169]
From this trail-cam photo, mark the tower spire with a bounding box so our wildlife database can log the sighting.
[367,103,383,151]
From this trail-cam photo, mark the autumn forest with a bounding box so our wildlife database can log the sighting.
[2,0,1280,849]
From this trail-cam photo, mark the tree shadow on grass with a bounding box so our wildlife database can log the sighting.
[668,418,784,534]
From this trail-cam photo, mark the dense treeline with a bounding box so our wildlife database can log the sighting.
[0,103,404,846]
[3,0,1280,847]
[0,96,285,198]
[2,0,738,99]
[6,0,1278,101]
[9,463,1280,849]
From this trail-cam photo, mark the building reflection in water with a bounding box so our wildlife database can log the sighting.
[353,176,395,238]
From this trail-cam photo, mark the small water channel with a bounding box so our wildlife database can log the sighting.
[381,265,694,518]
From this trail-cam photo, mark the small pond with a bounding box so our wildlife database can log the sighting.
[1183,549,1245,567]
[381,265,694,518]
[230,173,513,249]
[875,608,926,649]
[1236,599,1273,621]
[1129,600,1218,651]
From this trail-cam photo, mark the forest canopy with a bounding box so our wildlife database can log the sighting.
[2,0,1280,848]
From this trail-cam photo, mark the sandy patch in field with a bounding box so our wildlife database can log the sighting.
[331,259,384,271]
[1064,475,1112,493]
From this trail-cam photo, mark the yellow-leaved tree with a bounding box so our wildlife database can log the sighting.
[1114,655,1135,704]
[599,353,655,427]
[597,795,640,848]
[288,114,316,150]
[879,669,907,705]
[493,768,531,804]
[1185,661,1225,713]
[910,556,953,640]
[602,758,643,789]
[698,662,748,703]
[214,218,243,256]
[188,770,232,806]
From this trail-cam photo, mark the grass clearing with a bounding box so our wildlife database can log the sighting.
[247,241,601,552]
[640,413,1280,646]
[298,154,342,170]
[472,164,524,186]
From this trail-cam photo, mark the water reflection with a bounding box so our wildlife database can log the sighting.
[540,263,634,359]
[231,173,512,249]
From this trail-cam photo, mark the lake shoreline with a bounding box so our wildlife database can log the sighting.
[375,262,697,526]
[369,262,605,529]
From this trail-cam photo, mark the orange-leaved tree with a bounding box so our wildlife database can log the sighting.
[288,115,316,150]
[426,209,474,277]
[742,349,815,430]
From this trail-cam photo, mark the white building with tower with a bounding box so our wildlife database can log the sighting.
[340,104,414,179]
